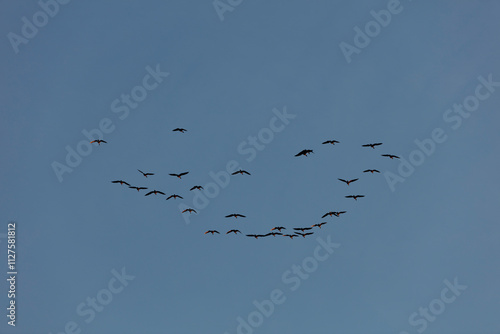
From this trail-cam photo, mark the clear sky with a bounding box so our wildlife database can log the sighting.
[1,1,499,333]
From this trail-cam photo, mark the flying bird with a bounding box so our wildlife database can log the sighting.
[362,143,383,149]
[90,139,107,145]
[137,169,154,178]
[225,214,246,219]
[333,211,346,217]
[232,170,251,176]
[246,234,263,239]
[283,234,298,239]
[129,186,148,192]
[295,232,314,238]
[166,194,183,200]
[226,230,241,234]
[267,232,283,237]
[293,227,312,232]
[111,180,130,186]
[363,169,380,174]
[295,149,314,157]
[173,128,187,133]
[205,230,219,235]
[381,154,400,159]
[182,208,197,214]
[322,140,339,145]
[338,178,359,186]
[169,172,189,179]
[312,222,327,228]
[190,186,204,191]
[345,195,365,201]
[145,190,165,196]
[271,226,286,231]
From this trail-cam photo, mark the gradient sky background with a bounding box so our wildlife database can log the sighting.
[1,1,499,333]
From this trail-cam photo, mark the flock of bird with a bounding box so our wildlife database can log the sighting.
[99,131,400,240]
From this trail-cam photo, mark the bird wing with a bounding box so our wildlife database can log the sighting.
[243,171,251,175]
[351,178,359,182]
[338,178,347,183]
[180,172,189,176]
[138,169,144,174]
[145,191,153,196]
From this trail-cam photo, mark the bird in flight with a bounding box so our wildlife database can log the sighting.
[169,172,189,179]
[333,211,346,217]
[363,169,380,174]
[293,227,313,232]
[381,154,400,159]
[295,149,314,157]
[111,180,130,186]
[138,169,154,178]
[283,234,298,239]
[338,178,359,186]
[232,170,251,176]
[205,230,219,235]
[225,214,246,219]
[267,232,283,237]
[182,208,197,214]
[322,140,339,145]
[362,143,383,149]
[166,194,183,200]
[129,186,148,192]
[271,226,286,232]
[145,190,166,196]
[226,229,241,234]
[322,212,336,218]
[312,222,327,229]
[173,128,187,133]
[246,234,263,239]
[295,232,314,238]
[190,186,204,191]
[345,195,365,201]
[90,139,107,145]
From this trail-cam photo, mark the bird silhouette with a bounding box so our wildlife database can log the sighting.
[145,190,165,196]
[345,195,365,200]
[381,154,400,159]
[166,194,183,200]
[182,208,197,214]
[322,140,339,145]
[295,232,314,238]
[225,214,246,219]
[312,222,327,228]
[169,172,189,179]
[226,229,241,234]
[283,234,298,239]
[129,186,148,192]
[271,226,286,231]
[246,234,263,239]
[173,128,187,133]
[293,227,313,232]
[205,230,219,235]
[338,178,359,186]
[267,232,283,237]
[190,186,204,191]
[111,180,130,186]
[362,143,382,149]
[232,170,251,176]
[138,169,154,177]
[90,139,107,145]
[363,169,380,173]
[333,211,346,217]
[295,149,314,157]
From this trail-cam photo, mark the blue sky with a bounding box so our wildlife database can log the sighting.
[1,1,499,333]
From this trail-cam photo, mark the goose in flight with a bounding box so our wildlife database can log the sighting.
[246,234,263,239]
[363,169,380,174]
[295,149,314,157]
[293,227,312,232]
[322,140,339,145]
[173,128,187,133]
[145,190,165,196]
[190,186,204,191]
[381,154,400,159]
[338,178,358,186]
[169,172,189,179]
[362,143,382,149]
[267,232,283,237]
[295,232,314,238]
[312,222,327,228]
[182,208,197,214]
[90,139,107,145]
[226,229,241,234]
[283,234,298,239]
[129,186,148,192]
[138,169,154,178]
[271,226,286,232]
[345,195,365,201]
[232,170,251,176]
[322,211,346,218]
[111,180,130,186]
[205,230,219,235]
[225,214,246,219]
[166,194,183,200]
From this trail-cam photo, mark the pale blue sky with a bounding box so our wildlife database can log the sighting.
[1,1,499,333]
